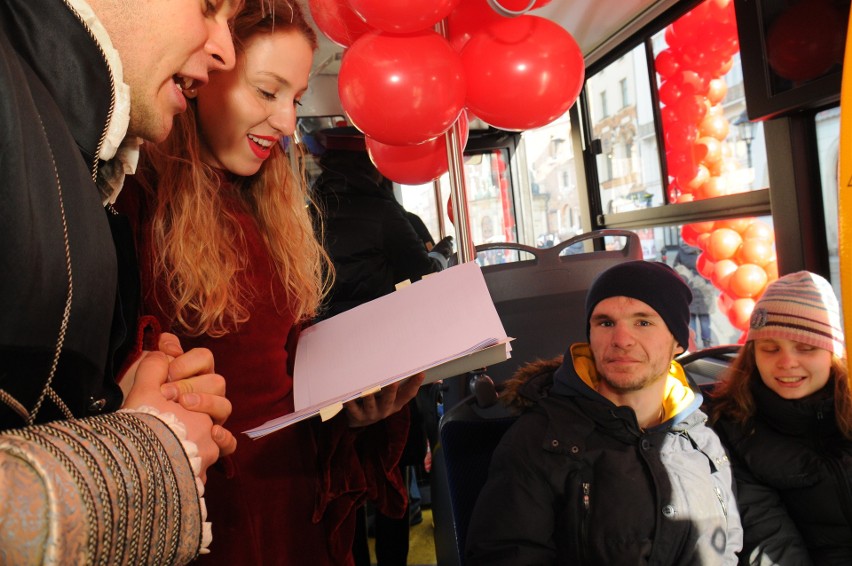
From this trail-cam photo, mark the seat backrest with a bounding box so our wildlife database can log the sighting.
[431,392,516,566]
[477,229,643,385]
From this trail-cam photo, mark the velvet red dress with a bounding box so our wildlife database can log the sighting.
[117,174,409,565]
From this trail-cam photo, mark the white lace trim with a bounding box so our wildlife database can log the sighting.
[122,406,212,554]
[63,0,131,163]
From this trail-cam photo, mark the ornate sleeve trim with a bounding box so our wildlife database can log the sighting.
[122,407,212,554]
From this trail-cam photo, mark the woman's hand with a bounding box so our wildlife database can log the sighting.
[344,372,426,427]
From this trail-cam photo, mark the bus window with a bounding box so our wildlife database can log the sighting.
[586,44,665,213]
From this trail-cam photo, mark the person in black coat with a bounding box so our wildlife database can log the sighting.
[466,261,742,565]
[311,130,452,318]
[711,271,851,565]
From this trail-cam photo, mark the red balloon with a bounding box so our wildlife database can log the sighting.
[446,195,454,224]
[655,49,680,79]
[493,0,552,10]
[766,0,844,82]
[461,16,584,131]
[696,252,715,279]
[348,0,462,34]
[728,298,756,331]
[338,31,466,146]
[446,0,504,52]
[308,0,374,47]
[367,114,470,184]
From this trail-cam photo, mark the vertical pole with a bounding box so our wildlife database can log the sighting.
[437,20,475,264]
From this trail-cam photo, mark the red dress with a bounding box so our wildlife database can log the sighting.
[117,174,409,565]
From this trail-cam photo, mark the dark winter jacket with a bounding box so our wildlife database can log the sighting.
[466,345,742,565]
[0,0,136,426]
[714,380,852,565]
[312,162,443,317]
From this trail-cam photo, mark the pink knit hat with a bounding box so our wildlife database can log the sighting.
[747,271,846,357]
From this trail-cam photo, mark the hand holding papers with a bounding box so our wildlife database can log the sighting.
[245,262,511,438]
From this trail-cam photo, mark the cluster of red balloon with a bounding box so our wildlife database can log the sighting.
[658,0,740,204]
[683,218,778,334]
[308,0,585,185]
[657,0,778,336]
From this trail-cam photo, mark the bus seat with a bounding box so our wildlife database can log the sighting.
[431,376,514,566]
[676,344,741,406]
[475,229,643,386]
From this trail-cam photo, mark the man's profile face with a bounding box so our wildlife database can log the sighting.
[588,296,682,394]
[94,0,241,143]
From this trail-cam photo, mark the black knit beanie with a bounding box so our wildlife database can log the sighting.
[585,260,693,349]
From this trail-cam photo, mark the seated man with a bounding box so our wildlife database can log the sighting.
[465,260,742,565]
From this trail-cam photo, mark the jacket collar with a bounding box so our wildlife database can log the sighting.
[752,378,836,437]
[551,343,703,427]
[64,0,139,204]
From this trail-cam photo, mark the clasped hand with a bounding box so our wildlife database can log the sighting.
[120,333,236,482]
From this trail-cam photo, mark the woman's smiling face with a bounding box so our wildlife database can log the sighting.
[195,28,313,176]
[754,337,833,399]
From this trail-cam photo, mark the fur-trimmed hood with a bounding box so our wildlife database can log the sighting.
[500,356,563,413]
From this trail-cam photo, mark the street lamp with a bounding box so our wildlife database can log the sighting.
[733,111,755,168]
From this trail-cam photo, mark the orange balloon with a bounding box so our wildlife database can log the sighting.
[738,238,774,267]
[712,258,739,292]
[696,136,723,164]
[707,228,743,261]
[680,163,711,192]
[717,217,753,233]
[729,264,769,298]
[706,78,728,105]
[693,220,716,234]
[729,298,756,331]
[707,159,724,177]
[698,176,729,199]
[764,259,779,282]
[696,231,712,252]
[699,113,730,140]
[742,220,775,244]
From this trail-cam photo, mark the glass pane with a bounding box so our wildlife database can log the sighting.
[814,106,843,306]
[397,149,519,253]
[651,0,768,203]
[647,216,778,346]
[519,111,580,248]
[587,46,665,214]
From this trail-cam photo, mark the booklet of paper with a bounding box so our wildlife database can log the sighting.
[244,261,511,439]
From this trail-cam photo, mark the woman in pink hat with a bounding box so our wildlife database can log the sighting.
[712,271,850,565]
